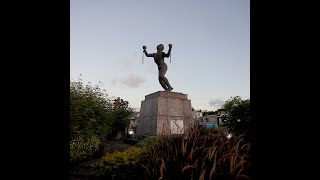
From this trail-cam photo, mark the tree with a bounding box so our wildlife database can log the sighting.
[70,79,118,162]
[221,96,250,136]
[203,111,216,116]
[110,97,134,139]
[70,79,135,140]
[70,80,114,142]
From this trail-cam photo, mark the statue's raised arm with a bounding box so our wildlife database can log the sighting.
[163,44,172,58]
[143,46,154,57]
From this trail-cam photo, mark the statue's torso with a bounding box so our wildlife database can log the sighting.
[153,52,165,67]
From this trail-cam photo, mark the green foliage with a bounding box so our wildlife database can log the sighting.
[202,111,215,116]
[222,96,250,135]
[135,136,161,149]
[70,77,135,165]
[109,106,134,139]
[70,78,134,140]
[70,134,101,163]
[70,79,114,142]
[223,96,243,111]
[94,147,148,179]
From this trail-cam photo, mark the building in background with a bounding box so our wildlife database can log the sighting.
[128,111,140,133]
[198,115,222,128]
[192,109,204,126]
[195,108,226,128]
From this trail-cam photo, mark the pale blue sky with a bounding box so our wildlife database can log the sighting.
[70,0,250,111]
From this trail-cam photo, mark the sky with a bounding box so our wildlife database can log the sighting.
[70,0,250,112]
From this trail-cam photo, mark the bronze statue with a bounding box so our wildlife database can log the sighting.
[143,44,173,91]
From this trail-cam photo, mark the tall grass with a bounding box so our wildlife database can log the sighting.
[142,124,250,180]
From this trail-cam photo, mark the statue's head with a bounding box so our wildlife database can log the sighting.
[156,44,164,52]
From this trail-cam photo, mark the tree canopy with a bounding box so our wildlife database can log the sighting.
[222,96,250,135]
[70,79,133,141]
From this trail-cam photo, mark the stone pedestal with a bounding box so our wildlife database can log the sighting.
[136,91,193,135]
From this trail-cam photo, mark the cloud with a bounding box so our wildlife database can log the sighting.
[120,57,135,69]
[112,74,146,88]
[208,99,225,108]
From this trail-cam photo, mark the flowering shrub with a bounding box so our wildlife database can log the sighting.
[70,134,101,163]
[94,147,148,179]
[70,79,114,142]
[70,77,134,142]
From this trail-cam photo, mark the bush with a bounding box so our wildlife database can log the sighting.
[135,136,161,149]
[94,147,149,179]
[70,134,101,163]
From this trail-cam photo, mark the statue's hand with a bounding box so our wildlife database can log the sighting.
[168,44,172,49]
[143,46,147,50]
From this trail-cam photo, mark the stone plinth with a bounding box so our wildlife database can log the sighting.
[136,91,193,135]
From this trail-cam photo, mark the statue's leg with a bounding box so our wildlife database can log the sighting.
[158,77,168,90]
[161,77,173,91]
[159,66,173,91]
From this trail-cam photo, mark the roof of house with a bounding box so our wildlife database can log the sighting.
[204,115,223,118]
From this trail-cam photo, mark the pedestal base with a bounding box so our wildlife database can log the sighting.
[136,91,193,135]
